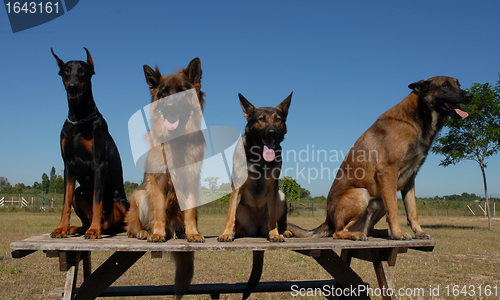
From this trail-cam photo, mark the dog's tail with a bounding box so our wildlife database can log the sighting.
[287,221,331,238]
[172,251,194,299]
[243,250,264,300]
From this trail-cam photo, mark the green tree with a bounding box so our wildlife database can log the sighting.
[32,181,42,191]
[52,176,64,194]
[41,173,49,194]
[299,187,311,199]
[218,182,231,192]
[12,183,26,193]
[49,166,57,190]
[279,176,301,202]
[432,78,500,231]
[0,176,11,191]
[204,177,219,192]
[124,181,139,195]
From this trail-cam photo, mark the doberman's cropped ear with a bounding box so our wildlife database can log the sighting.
[408,80,429,94]
[51,48,64,71]
[83,47,95,76]
[277,92,293,118]
[239,93,255,121]
[143,65,162,89]
[184,57,202,85]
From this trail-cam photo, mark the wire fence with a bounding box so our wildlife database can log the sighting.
[0,191,496,218]
[0,192,62,211]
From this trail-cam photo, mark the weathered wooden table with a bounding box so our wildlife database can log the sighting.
[11,234,434,300]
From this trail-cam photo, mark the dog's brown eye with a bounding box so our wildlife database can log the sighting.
[258,117,265,121]
[276,116,281,122]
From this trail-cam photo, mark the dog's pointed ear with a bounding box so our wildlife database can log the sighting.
[408,80,429,94]
[239,93,255,121]
[277,92,293,118]
[83,47,95,76]
[184,57,202,85]
[143,65,162,89]
[51,48,64,72]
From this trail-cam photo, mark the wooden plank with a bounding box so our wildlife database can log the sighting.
[10,234,436,253]
[62,252,80,300]
[74,279,336,296]
[386,248,402,267]
[58,251,81,272]
[82,251,91,279]
[374,261,397,300]
[340,249,352,265]
[11,249,36,258]
[151,251,163,258]
[74,251,145,300]
[45,250,58,258]
[48,287,64,299]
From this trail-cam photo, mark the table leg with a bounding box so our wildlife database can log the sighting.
[296,249,369,300]
[59,252,81,300]
[74,251,146,300]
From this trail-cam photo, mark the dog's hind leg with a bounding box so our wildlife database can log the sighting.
[364,198,389,238]
[125,189,149,240]
[70,187,92,235]
[277,190,292,237]
[331,188,371,241]
[401,176,430,239]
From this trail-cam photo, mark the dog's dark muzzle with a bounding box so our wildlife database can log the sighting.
[66,81,84,100]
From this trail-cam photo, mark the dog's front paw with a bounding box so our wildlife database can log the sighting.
[51,227,69,238]
[269,234,285,242]
[391,232,412,240]
[187,234,205,243]
[84,228,102,239]
[283,230,293,238]
[147,233,165,242]
[137,230,149,240]
[351,232,368,241]
[217,234,234,242]
[414,230,431,239]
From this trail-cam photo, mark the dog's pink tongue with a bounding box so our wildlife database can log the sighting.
[164,118,179,130]
[263,144,275,162]
[455,108,469,119]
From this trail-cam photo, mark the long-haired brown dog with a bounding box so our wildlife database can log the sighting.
[289,76,472,241]
[125,58,205,298]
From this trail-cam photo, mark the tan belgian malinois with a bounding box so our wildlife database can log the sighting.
[288,76,472,240]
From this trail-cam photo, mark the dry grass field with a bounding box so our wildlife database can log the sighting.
[0,209,499,299]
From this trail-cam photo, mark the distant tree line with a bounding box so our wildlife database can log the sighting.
[0,168,141,197]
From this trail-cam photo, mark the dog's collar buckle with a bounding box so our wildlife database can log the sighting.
[67,106,98,125]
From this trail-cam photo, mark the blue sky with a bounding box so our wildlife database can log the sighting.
[1,1,499,197]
